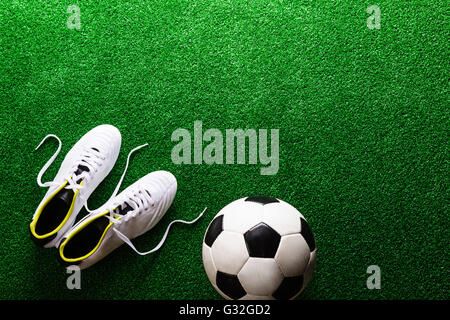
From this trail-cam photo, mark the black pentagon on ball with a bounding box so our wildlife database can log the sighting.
[300,217,316,251]
[272,275,304,300]
[244,222,281,258]
[216,271,246,300]
[204,215,223,247]
[245,196,279,205]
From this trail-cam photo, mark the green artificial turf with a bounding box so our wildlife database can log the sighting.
[0,0,448,299]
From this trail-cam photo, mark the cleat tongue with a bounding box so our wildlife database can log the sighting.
[116,202,134,216]
[74,165,89,176]
[57,188,75,206]
[74,165,90,184]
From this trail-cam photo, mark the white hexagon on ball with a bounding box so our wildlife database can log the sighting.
[222,200,263,234]
[202,243,217,285]
[304,249,317,286]
[211,231,249,274]
[275,234,311,277]
[261,200,302,236]
[237,258,284,296]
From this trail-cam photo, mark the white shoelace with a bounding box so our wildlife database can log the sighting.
[102,187,155,224]
[113,207,206,256]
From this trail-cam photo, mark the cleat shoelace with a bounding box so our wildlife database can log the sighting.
[113,207,206,256]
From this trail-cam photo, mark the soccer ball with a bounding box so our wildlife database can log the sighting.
[202,196,317,300]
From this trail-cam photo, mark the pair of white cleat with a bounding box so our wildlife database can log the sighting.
[29,124,204,270]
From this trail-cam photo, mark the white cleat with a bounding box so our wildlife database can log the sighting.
[58,170,204,270]
[30,124,121,248]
